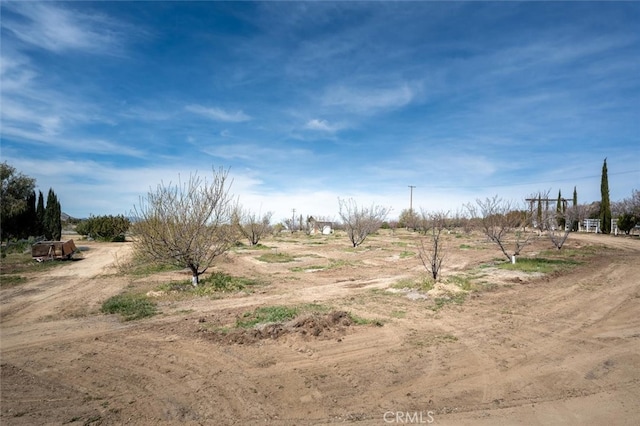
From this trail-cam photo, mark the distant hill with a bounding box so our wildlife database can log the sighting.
[61,212,81,222]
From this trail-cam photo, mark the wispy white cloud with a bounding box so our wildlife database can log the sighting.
[185,105,251,122]
[322,83,417,114]
[201,143,309,163]
[1,2,132,55]
[304,119,343,133]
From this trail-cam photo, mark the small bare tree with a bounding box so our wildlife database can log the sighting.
[547,206,578,249]
[528,189,551,234]
[282,217,294,232]
[466,195,533,263]
[398,208,419,230]
[418,210,449,280]
[131,168,236,286]
[233,208,273,246]
[338,197,390,247]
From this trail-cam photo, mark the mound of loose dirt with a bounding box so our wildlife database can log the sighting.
[198,310,355,344]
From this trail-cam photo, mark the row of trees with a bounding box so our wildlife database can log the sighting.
[128,161,638,286]
[128,168,394,285]
[0,162,62,242]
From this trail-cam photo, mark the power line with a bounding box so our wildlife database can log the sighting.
[418,169,639,190]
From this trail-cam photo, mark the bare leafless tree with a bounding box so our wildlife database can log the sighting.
[547,206,578,249]
[338,198,390,247]
[418,210,449,280]
[466,195,533,263]
[527,189,552,234]
[282,217,294,232]
[398,208,419,230]
[233,208,272,246]
[613,189,640,217]
[131,168,237,286]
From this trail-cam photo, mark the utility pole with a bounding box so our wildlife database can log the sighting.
[408,185,416,214]
[292,208,296,232]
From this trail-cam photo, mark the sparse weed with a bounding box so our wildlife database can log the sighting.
[446,274,473,291]
[349,313,384,326]
[290,259,352,272]
[236,305,300,328]
[497,257,580,274]
[392,276,434,292]
[0,250,66,275]
[432,292,467,311]
[0,275,27,287]
[157,272,263,297]
[101,293,157,321]
[121,259,183,277]
[256,252,296,263]
[235,242,271,250]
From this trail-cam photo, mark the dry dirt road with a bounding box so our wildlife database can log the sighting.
[1,232,639,425]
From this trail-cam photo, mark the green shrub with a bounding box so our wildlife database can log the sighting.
[618,213,639,235]
[76,215,130,241]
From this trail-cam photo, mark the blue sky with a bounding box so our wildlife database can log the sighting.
[1,1,639,221]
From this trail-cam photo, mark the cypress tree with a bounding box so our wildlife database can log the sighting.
[556,190,564,228]
[54,198,62,240]
[537,194,542,230]
[18,190,37,238]
[572,186,579,231]
[44,188,62,241]
[36,191,45,236]
[599,158,612,234]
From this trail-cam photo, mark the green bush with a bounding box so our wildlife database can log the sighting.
[76,215,130,241]
[617,213,638,235]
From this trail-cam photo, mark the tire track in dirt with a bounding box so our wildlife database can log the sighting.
[428,237,640,418]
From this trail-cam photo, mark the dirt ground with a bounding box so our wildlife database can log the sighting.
[1,230,639,425]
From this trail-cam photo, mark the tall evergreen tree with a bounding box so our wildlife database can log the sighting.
[36,191,45,236]
[44,188,62,241]
[572,186,579,231]
[599,158,612,234]
[14,190,38,238]
[556,190,564,228]
[537,194,542,230]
